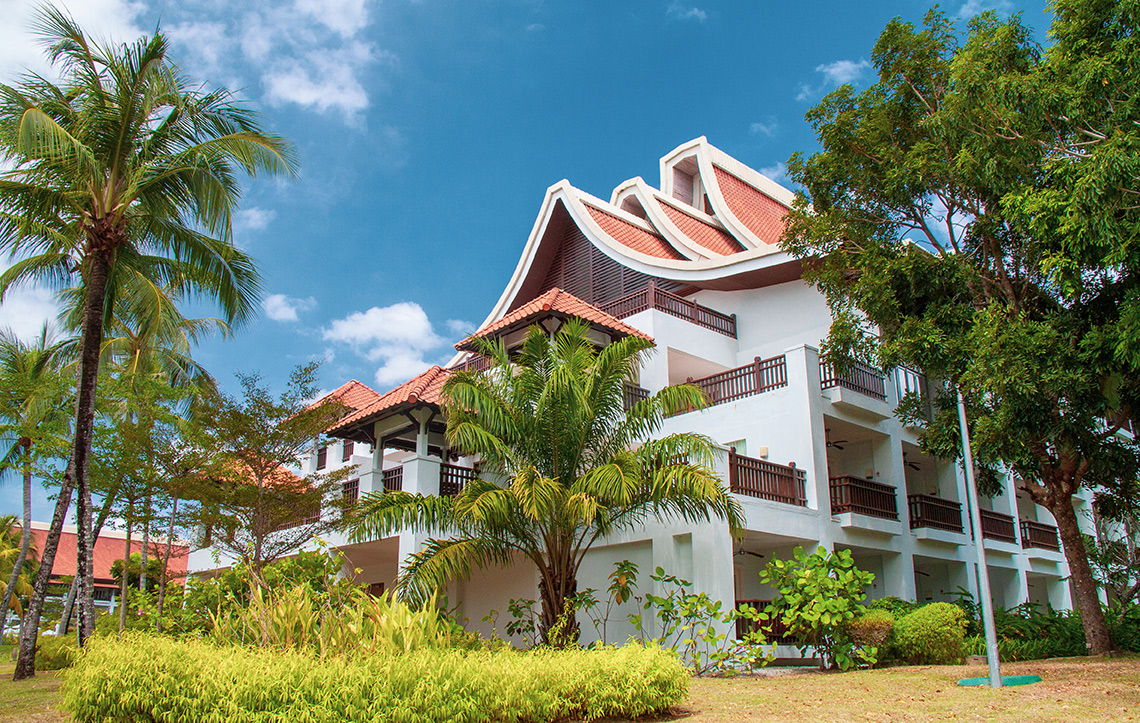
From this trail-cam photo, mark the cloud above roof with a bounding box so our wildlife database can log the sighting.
[323,301,460,387]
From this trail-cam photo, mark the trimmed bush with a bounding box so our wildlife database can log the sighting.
[1111,605,1140,653]
[62,633,688,723]
[35,634,78,671]
[869,596,919,619]
[846,609,894,649]
[893,602,967,665]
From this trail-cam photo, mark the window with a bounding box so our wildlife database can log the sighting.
[342,440,355,462]
[316,445,328,470]
[343,478,359,507]
[366,582,386,597]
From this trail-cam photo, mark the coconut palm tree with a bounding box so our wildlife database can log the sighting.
[351,319,744,646]
[0,515,38,635]
[0,326,69,642]
[0,7,294,678]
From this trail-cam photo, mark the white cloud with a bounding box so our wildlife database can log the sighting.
[796,58,871,101]
[666,3,707,21]
[758,161,788,184]
[263,293,317,322]
[446,319,475,336]
[749,117,777,137]
[294,0,370,38]
[0,0,146,82]
[234,206,277,232]
[0,284,58,341]
[526,23,545,32]
[373,351,432,387]
[956,0,1013,19]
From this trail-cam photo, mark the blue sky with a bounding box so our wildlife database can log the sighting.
[0,0,1053,519]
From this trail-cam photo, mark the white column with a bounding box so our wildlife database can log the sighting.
[397,410,441,573]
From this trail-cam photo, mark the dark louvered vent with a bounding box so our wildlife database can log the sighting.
[539,223,684,306]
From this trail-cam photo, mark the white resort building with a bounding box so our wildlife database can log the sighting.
[191,137,1087,646]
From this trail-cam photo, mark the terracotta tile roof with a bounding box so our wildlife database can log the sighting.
[25,525,189,585]
[329,366,451,434]
[583,203,686,260]
[658,198,745,256]
[712,165,789,245]
[322,379,381,412]
[455,288,653,352]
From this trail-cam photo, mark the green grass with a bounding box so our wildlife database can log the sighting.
[2,654,1138,723]
[0,662,67,723]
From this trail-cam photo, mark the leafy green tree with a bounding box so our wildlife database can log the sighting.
[0,326,69,640]
[0,515,38,631]
[780,7,1136,655]
[193,364,351,581]
[0,7,293,675]
[351,320,743,646]
[761,546,875,670]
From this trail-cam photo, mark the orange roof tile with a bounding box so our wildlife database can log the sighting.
[329,366,451,434]
[658,198,744,256]
[455,288,653,352]
[25,525,188,584]
[583,203,686,260]
[712,165,789,245]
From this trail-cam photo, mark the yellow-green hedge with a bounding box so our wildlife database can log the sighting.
[62,633,688,722]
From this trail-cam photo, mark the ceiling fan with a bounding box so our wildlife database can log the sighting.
[904,452,921,471]
[734,543,765,560]
[825,429,848,451]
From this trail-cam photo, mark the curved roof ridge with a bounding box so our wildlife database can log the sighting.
[329,366,450,435]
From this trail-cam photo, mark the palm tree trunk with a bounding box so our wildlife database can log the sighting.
[0,455,33,641]
[117,517,131,635]
[13,459,74,680]
[57,488,118,636]
[72,248,113,647]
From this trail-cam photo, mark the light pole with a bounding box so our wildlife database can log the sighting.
[957,387,1002,688]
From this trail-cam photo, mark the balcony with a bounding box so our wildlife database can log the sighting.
[829,476,899,520]
[980,509,1018,544]
[1020,519,1061,552]
[907,494,963,533]
[622,383,649,410]
[736,599,795,644]
[382,467,403,492]
[820,359,887,401]
[668,355,787,416]
[894,366,932,424]
[440,463,476,496]
[598,282,737,338]
[728,451,806,507]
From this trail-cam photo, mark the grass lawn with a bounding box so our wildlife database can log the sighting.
[0,655,1137,722]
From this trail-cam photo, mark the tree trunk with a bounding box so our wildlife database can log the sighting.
[156,495,179,633]
[117,517,131,635]
[1052,497,1113,654]
[538,557,580,647]
[0,455,33,642]
[13,460,74,680]
[140,495,149,598]
[72,249,113,647]
[57,489,118,636]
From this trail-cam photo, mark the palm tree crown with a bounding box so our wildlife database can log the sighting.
[0,5,295,671]
[352,319,743,645]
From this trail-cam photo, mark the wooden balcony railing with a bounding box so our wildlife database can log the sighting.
[451,354,495,373]
[980,509,1018,544]
[829,476,899,520]
[668,355,787,416]
[598,282,737,338]
[1020,519,1061,551]
[735,599,795,644]
[820,359,887,401]
[907,494,963,532]
[382,466,403,493]
[440,463,477,496]
[728,451,806,506]
[622,383,649,410]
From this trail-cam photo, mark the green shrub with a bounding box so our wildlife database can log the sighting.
[893,602,967,665]
[1111,605,1140,652]
[869,596,919,619]
[62,633,688,723]
[846,609,894,650]
[35,634,78,670]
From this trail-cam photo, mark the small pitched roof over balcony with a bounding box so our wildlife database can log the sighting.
[321,379,382,412]
[454,287,653,353]
[328,365,450,441]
